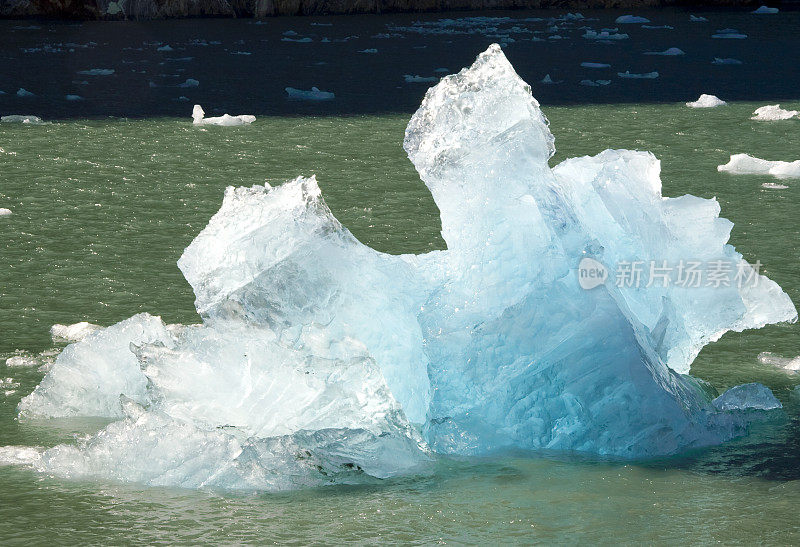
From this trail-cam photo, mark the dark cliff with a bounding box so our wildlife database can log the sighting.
[0,0,766,19]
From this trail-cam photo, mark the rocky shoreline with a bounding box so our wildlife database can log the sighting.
[0,0,763,20]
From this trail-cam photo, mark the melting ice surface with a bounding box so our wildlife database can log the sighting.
[10,45,798,491]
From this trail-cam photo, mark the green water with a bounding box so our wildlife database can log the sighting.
[1,103,799,543]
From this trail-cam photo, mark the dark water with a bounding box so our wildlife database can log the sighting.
[1,7,800,119]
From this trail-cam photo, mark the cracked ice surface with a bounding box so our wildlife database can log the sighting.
[12,45,797,489]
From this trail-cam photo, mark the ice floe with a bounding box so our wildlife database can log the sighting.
[77,68,114,75]
[583,30,628,40]
[540,74,562,84]
[762,182,788,189]
[16,88,35,97]
[690,15,709,22]
[65,94,83,101]
[686,94,727,108]
[644,47,685,55]
[718,154,800,178]
[581,62,610,68]
[404,74,439,83]
[751,104,799,121]
[752,5,778,14]
[1,115,44,124]
[178,78,199,88]
[191,105,255,126]
[359,48,378,53]
[758,352,800,372]
[580,79,611,86]
[616,15,650,24]
[9,45,798,491]
[713,29,747,39]
[713,57,743,65]
[50,322,102,343]
[618,71,659,79]
[285,87,335,101]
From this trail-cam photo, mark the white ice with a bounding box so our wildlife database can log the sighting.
[50,322,102,343]
[285,87,335,100]
[192,105,256,126]
[751,105,798,121]
[0,208,12,216]
[616,15,650,24]
[758,352,800,372]
[1,115,43,124]
[686,94,727,108]
[13,45,798,490]
[718,154,800,178]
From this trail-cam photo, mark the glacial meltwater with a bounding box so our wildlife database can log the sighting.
[2,12,800,543]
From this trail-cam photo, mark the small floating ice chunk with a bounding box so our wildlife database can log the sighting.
[16,88,35,97]
[178,78,200,88]
[50,322,102,343]
[157,45,173,51]
[0,208,12,216]
[1,115,43,124]
[751,104,798,121]
[77,68,114,75]
[192,104,255,126]
[690,15,708,22]
[762,182,788,189]
[712,383,782,411]
[712,29,747,39]
[282,37,312,43]
[65,94,83,101]
[583,30,628,40]
[285,87,335,101]
[359,48,378,53]
[579,79,611,86]
[0,446,43,467]
[540,74,562,84]
[718,154,800,178]
[581,62,610,68]
[752,5,778,14]
[713,57,743,65]
[645,47,685,56]
[758,352,800,372]
[618,71,659,79]
[231,51,252,55]
[686,94,727,108]
[404,74,438,83]
[616,15,650,24]
[434,68,449,73]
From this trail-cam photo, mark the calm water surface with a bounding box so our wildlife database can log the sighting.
[1,101,799,542]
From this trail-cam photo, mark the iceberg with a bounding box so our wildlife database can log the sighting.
[712,383,781,411]
[191,105,255,126]
[686,94,727,108]
[0,208,12,216]
[751,105,798,121]
[285,87,335,100]
[12,45,798,490]
[718,154,800,179]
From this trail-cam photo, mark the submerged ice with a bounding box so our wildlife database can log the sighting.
[11,45,798,490]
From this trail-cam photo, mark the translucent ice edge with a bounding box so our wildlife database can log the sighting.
[11,45,797,491]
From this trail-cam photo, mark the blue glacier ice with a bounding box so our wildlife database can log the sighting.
[7,44,797,490]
